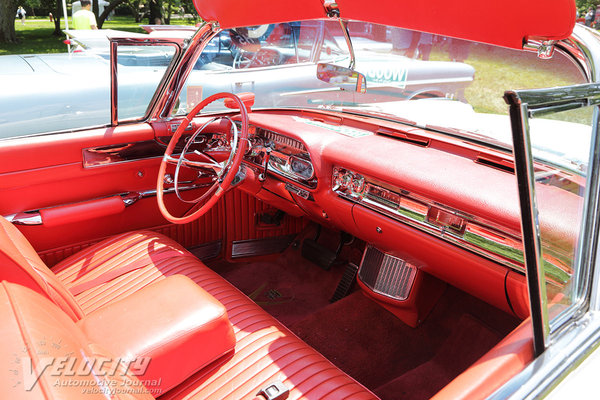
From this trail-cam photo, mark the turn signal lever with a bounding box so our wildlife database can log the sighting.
[258,146,272,182]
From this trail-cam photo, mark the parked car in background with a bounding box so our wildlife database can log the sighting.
[2,1,600,399]
[0,20,473,139]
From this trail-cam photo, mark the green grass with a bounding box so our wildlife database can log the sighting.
[0,16,196,56]
[429,44,584,116]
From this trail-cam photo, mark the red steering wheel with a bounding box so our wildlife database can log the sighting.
[157,92,248,224]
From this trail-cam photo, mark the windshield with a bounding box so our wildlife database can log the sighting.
[174,19,588,167]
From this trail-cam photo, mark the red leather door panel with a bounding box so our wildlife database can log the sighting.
[0,123,224,266]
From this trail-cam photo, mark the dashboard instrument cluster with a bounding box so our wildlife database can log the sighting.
[241,123,317,188]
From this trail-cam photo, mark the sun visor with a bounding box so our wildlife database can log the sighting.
[193,0,576,49]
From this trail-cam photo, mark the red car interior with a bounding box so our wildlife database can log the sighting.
[0,101,550,398]
[1,0,587,396]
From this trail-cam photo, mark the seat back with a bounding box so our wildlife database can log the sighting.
[0,280,155,400]
[0,216,84,320]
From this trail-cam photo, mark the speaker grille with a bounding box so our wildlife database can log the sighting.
[358,246,417,300]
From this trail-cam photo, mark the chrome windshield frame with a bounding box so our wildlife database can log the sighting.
[150,22,218,120]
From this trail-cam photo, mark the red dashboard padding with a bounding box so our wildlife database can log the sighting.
[77,275,236,395]
[39,196,125,228]
[0,281,154,400]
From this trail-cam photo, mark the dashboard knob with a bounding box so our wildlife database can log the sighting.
[351,175,365,195]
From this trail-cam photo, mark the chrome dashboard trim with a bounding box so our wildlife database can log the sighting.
[333,167,571,286]
[240,122,317,189]
[267,151,315,184]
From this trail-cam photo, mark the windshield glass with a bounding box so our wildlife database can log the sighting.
[174,19,588,165]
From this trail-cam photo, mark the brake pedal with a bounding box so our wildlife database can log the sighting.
[330,262,359,303]
[301,226,353,270]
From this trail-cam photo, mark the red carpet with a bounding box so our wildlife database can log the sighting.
[210,239,520,398]
[288,288,518,397]
[210,241,346,325]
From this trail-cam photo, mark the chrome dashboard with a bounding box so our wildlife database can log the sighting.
[241,123,317,189]
[332,166,571,286]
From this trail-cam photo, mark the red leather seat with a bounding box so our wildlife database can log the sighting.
[0,217,376,400]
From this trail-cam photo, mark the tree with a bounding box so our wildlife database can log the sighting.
[126,0,146,23]
[148,0,163,24]
[96,0,128,28]
[0,0,18,43]
[23,0,41,16]
[52,0,63,36]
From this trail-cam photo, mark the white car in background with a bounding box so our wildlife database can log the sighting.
[0,20,473,139]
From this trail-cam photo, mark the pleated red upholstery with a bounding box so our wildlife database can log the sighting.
[51,231,376,400]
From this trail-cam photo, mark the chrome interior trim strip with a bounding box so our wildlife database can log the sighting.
[83,140,166,168]
[4,184,211,225]
[231,235,296,258]
[83,140,211,169]
[5,212,43,226]
[333,167,571,286]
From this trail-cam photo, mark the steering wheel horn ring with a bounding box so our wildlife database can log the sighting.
[157,92,249,224]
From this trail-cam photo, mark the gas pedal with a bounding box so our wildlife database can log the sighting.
[330,262,359,303]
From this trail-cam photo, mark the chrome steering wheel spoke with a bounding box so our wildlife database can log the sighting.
[173,115,238,203]
[164,153,224,173]
[157,92,249,224]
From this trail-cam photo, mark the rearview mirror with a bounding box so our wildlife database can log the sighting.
[317,63,367,93]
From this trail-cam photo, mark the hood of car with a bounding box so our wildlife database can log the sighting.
[192,0,576,49]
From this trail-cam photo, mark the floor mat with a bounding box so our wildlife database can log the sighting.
[288,286,519,395]
[374,314,503,399]
[209,241,346,326]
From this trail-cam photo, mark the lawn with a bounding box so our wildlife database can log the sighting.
[0,16,196,56]
[429,43,584,116]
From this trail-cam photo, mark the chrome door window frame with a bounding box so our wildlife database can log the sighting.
[108,37,184,126]
[493,84,600,398]
[505,84,600,354]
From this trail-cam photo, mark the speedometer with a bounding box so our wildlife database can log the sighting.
[289,156,315,180]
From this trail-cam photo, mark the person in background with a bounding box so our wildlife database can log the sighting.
[16,6,26,25]
[72,0,98,30]
[49,12,53,22]
[585,7,595,27]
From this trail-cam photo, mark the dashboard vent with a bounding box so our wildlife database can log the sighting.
[358,246,416,301]
[377,129,430,147]
[475,155,515,174]
[259,128,306,151]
